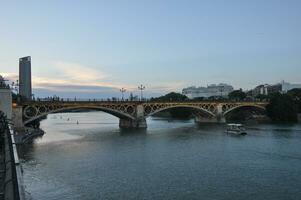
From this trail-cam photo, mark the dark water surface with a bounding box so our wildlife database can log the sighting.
[19,112,301,200]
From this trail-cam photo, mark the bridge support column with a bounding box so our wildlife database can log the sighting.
[119,104,147,129]
[119,118,147,129]
[216,103,226,123]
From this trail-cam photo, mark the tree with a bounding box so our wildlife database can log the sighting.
[193,97,204,101]
[11,92,17,101]
[255,94,268,101]
[228,90,246,101]
[151,92,188,102]
[287,88,301,112]
[266,93,298,122]
[150,92,191,119]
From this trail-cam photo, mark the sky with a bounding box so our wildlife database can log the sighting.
[0,0,300,98]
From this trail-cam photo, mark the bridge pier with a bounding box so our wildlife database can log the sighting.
[119,104,147,129]
[119,118,147,129]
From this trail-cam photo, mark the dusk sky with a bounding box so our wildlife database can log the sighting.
[1,0,300,98]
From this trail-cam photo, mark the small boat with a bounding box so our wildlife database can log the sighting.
[225,124,247,135]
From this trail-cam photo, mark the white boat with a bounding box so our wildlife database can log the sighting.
[225,124,247,135]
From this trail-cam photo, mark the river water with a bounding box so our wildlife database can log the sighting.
[18,111,301,200]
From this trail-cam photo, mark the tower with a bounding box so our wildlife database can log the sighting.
[19,56,32,100]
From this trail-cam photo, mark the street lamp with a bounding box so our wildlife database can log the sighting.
[120,88,126,101]
[138,84,145,101]
[219,85,224,99]
[11,79,19,94]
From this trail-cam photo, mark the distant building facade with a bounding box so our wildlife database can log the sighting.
[19,56,32,100]
[252,84,282,96]
[182,83,234,99]
[281,81,301,93]
[252,81,301,96]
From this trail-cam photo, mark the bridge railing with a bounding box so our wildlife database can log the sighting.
[16,97,269,104]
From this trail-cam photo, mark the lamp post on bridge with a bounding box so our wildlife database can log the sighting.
[219,85,224,99]
[120,88,126,101]
[138,84,145,101]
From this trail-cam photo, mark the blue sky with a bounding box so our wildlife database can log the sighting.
[0,0,300,98]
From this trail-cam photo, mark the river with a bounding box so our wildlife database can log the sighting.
[18,111,301,200]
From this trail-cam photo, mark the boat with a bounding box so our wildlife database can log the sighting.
[225,124,247,135]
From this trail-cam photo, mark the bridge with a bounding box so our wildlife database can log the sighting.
[11,101,268,129]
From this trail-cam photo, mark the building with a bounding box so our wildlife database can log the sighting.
[0,76,12,120]
[281,81,301,93]
[269,84,282,94]
[252,84,282,96]
[252,81,301,96]
[182,83,234,99]
[252,84,268,96]
[19,56,32,100]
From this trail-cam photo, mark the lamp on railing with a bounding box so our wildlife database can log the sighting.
[138,84,145,101]
[120,88,126,101]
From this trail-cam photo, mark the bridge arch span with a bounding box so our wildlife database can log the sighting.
[223,104,266,117]
[144,105,216,118]
[23,105,136,126]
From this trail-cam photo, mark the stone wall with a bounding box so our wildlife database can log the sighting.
[0,89,12,120]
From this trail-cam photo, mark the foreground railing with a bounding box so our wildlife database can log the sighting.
[0,112,24,200]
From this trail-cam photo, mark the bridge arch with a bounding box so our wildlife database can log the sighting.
[223,104,266,117]
[23,105,136,126]
[144,105,216,118]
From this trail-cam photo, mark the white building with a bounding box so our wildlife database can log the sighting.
[281,81,301,93]
[182,83,234,99]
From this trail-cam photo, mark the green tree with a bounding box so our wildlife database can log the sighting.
[151,92,188,102]
[255,94,268,101]
[228,90,246,101]
[266,93,298,122]
[151,92,192,119]
[287,88,301,112]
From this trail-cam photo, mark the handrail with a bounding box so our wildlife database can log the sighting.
[0,112,24,200]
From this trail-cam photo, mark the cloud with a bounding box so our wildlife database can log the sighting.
[24,61,135,90]
[1,73,18,82]
[54,61,107,83]
[1,61,186,98]
[149,81,186,93]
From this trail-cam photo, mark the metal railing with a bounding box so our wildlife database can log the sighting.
[0,112,23,200]
[16,97,269,104]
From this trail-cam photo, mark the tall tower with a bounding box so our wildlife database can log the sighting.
[19,56,32,100]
